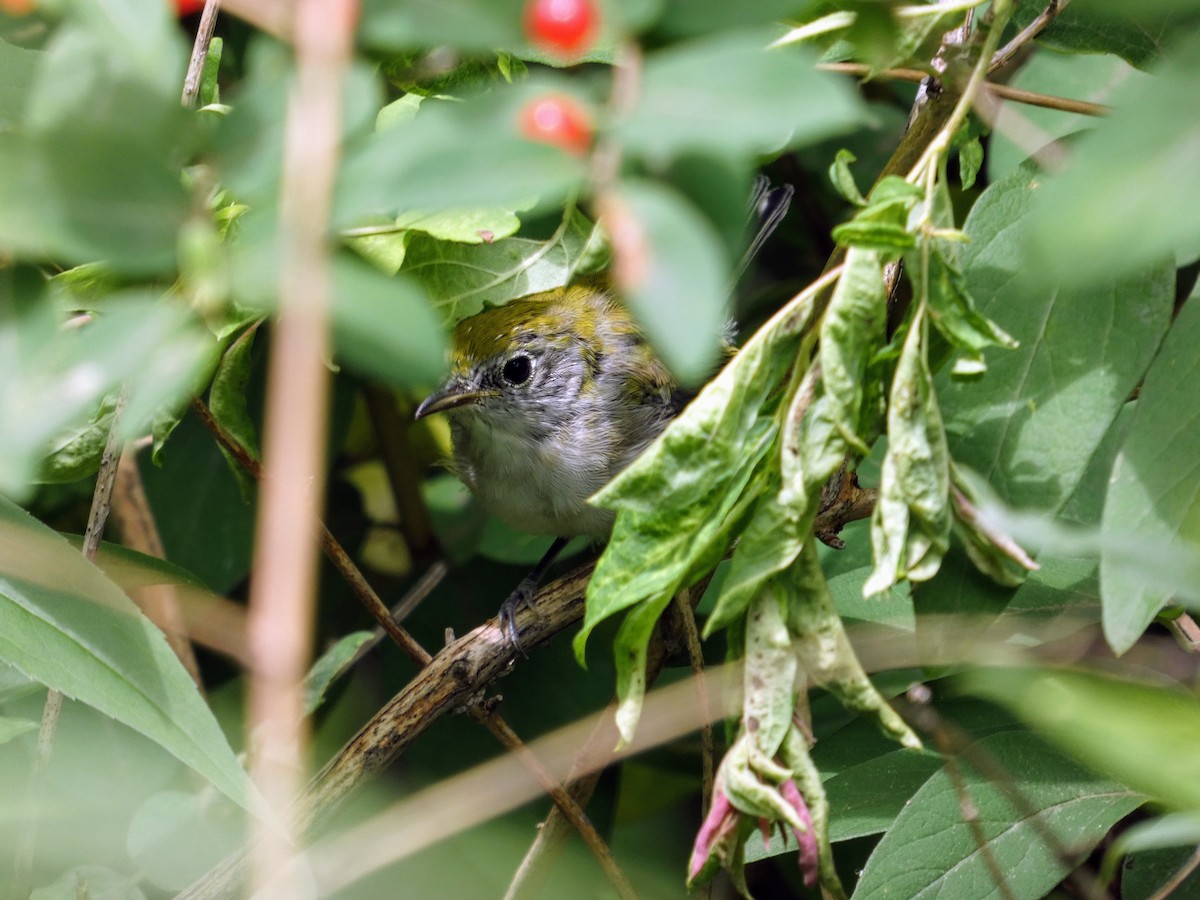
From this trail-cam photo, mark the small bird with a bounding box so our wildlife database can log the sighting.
[416,180,793,649]
[414,277,685,646]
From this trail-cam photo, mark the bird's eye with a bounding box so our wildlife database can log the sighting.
[502,354,533,386]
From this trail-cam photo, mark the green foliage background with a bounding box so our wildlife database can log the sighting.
[1,0,1199,897]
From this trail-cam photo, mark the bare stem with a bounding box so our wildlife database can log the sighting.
[181,0,222,108]
[244,0,355,895]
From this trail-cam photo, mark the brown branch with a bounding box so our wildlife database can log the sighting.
[112,446,204,688]
[181,0,222,107]
[990,0,1072,74]
[243,0,352,893]
[362,385,439,567]
[672,589,714,816]
[818,61,1109,117]
[473,706,637,900]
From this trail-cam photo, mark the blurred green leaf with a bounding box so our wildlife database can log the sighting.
[331,257,448,388]
[337,84,586,227]
[0,8,192,273]
[611,178,729,386]
[854,730,1143,899]
[30,866,146,900]
[961,667,1197,812]
[403,210,599,324]
[0,36,37,127]
[618,30,865,166]
[0,282,216,498]
[987,51,1146,183]
[1101,297,1200,652]
[359,0,526,52]
[0,496,250,809]
[127,789,244,891]
[938,164,1174,512]
[0,714,37,746]
[658,0,815,37]
[1027,32,1200,286]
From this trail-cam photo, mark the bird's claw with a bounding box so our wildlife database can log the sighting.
[498,577,539,657]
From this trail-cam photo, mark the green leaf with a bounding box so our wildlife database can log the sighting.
[1101,297,1200,652]
[1012,2,1200,68]
[0,496,250,809]
[826,749,942,843]
[828,148,867,206]
[830,176,923,251]
[331,256,448,388]
[618,30,865,166]
[62,538,209,594]
[610,178,729,386]
[403,210,599,325]
[613,590,677,743]
[912,242,1017,357]
[865,310,950,596]
[938,164,1174,512]
[820,246,886,448]
[576,284,819,659]
[304,631,373,715]
[705,487,807,635]
[1026,32,1200,287]
[0,714,37,746]
[853,730,1144,900]
[960,667,1198,812]
[139,414,257,595]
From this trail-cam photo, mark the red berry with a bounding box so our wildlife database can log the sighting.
[0,0,37,14]
[523,0,599,58]
[519,94,594,156]
[174,0,205,15]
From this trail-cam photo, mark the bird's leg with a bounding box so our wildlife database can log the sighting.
[499,535,571,655]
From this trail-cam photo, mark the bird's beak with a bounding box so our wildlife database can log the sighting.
[414,380,495,419]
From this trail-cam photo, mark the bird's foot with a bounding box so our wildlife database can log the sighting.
[498,574,541,657]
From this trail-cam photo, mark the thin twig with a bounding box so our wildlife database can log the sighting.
[244,0,354,895]
[1168,613,1200,653]
[990,0,1071,74]
[818,61,1109,117]
[673,590,714,817]
[362,385,438,566]
[112,446,203,688]
[10,391,127,898]
[181,0,222,108]
[1146,845,1200,900]
[504,574,717,900]
[474,707,638,900]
